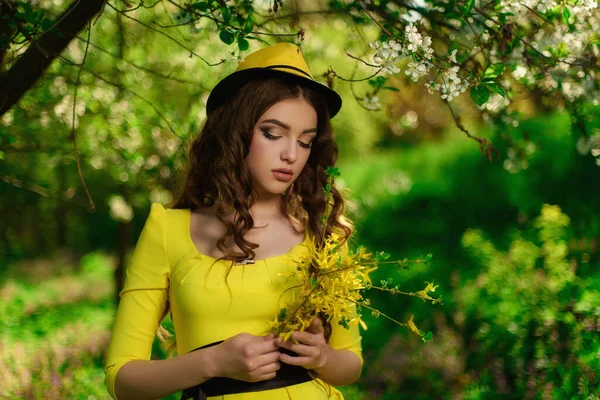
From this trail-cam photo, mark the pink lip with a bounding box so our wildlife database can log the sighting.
[273,168,293,174]
[272,170,293,182]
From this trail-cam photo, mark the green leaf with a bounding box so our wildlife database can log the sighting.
[310,278,317,288]
[421,331,433,343]
[483,62,506,80]
[40,18,53,30]
[338,316,350,329]
[498,12,514,24]
[221,6,231,24]
[562,6,571,24]
[234,14,244,27]
[22,2,34,13]
[461,0,475,16]
[279,308,286,320]
[445,11,462,20]
[219,30,235,45]
[484,81,506,97]
[243,15,254,33]
[368,76,387,89]
[237,36,249,51]
[383,86,400,92]
[471,85,490,106]
[192,1,210,11]
[325,166,341,178]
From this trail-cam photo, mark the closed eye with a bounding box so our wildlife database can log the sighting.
[262,129,280,140]
[262,130,312,149]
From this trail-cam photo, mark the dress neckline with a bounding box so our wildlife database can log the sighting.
[185,209,310,264]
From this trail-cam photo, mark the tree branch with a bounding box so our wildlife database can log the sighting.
[105,1,226,67]
[0,0,106,117]
[71,19,95,212]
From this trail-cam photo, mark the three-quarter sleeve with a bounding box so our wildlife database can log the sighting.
[103,203,171,400]
[328,301,364,368]
[327,239,364,368]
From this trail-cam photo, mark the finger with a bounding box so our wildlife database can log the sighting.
[254,349,282,367]
[251,361,280,382]
[280,353,312,366]
[254,338,281,354]
[291,331,318,346]
[254,360,281,375]
[277,341,314,357]
[255,371,277,381]
[307,317,324,334]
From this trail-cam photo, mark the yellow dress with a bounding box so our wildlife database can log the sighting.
[104,203,364,400]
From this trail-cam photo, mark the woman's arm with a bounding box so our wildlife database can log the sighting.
[276,317,363,386]
[311,345,362,386]
[113,331,283,400]
[113,345,219,400]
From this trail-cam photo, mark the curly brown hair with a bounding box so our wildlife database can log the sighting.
[155,78,353,388]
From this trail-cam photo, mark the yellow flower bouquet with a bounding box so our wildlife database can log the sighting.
[269,167,442,342]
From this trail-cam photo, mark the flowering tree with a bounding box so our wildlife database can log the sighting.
[1,0,599,210]
[339,0,600,169]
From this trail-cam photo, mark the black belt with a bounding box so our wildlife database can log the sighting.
[180,340,314,400]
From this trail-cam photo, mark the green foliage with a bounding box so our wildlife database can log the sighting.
[0,252,115,399]
[0,251,183,399]
[1,0,599,397]
[338,111,599,397]
[459,204,599,397]
[470,84,490,106]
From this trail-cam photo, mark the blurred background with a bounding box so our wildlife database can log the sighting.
[1,0,599,399]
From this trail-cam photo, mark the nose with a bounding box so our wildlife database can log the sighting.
[281,140,298,163]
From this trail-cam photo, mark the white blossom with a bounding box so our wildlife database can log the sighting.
[405,23,423,52]
[448,49,458,64]
[481,93,511,113]
[363,95,382,110]
[512,65,528,80]
[424,81,441,95]
[370,40,403,75]
[405,61,430,82]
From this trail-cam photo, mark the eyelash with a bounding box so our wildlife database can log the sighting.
[262,130,312,149]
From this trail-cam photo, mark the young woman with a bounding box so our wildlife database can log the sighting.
[104,43,363,400]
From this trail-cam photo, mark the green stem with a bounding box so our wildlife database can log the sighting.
[342,296,408,327]
[274,274,323,335]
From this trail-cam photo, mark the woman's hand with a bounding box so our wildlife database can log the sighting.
[275,317,331,370]
[213,332,281,382]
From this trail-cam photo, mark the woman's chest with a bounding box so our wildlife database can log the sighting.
[169,257,301,320]
[190,212,306,260]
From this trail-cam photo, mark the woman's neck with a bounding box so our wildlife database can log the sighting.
[204,196,284,223]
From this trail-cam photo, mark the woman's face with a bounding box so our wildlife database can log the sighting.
[246,97,317,197]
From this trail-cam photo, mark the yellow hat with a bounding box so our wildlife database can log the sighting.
[206,43,342,117]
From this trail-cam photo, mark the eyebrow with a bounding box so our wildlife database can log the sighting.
[261,119,317,135]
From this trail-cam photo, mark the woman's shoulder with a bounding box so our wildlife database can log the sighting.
[150,201,190,216]
[146,202,191,229]
[147,203,197,266]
